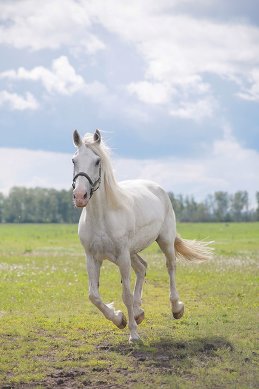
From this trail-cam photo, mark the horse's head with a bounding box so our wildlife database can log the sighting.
[72,129,102,208]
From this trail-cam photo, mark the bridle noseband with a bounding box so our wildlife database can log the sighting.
[72,164,101,199]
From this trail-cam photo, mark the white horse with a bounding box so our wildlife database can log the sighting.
[72,129,212,343]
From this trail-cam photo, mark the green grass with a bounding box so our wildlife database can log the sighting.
[0,223,258,388]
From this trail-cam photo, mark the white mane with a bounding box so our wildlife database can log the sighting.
[82,133,128,208]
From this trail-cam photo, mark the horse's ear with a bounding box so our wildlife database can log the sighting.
[93,129,101,144]
[73,129,82,147]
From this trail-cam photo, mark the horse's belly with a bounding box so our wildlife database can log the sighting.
[130,222,161,254]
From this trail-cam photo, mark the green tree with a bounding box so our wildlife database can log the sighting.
[231,191,249,221]
[0,193,5,222]
[213,191,230,221]
[255,192,259,221]
[168,193,185,221]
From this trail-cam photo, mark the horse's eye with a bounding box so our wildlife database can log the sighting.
[95,158,101,166]
[72,159,75,164]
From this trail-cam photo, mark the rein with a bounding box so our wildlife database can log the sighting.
[72,164,101,199]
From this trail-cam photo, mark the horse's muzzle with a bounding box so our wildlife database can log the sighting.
[73,191,89,208]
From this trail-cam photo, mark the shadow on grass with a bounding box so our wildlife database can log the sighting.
[108,336,234,368]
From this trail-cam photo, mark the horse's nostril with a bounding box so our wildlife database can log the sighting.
[83,192,87,199]
[73,194,76,199]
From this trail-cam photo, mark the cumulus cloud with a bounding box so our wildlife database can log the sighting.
[0,0,105,53]
[1,56,85,95]
[88,2,259,83]
[1,1,259,84]
[127,81,173,104]
[87,1,259,118]
[169,97,216,121]
[126,79,216,121]
[237,68,259,102]
[0,56,108,102]
[1,0,259,121]
[0,90,39,110]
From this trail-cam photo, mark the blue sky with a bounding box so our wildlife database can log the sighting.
[0,0,258,205]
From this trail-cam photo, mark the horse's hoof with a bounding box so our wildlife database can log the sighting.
[135,311,145,325]
[129,335,142,344]
[173,304,184,320]
[116,312,127,329]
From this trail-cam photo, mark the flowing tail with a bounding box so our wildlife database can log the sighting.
[174,235,213,262]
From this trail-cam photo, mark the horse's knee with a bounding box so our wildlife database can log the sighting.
[122,289,133,306]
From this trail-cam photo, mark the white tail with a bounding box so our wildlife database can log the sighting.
[174,235,213,262]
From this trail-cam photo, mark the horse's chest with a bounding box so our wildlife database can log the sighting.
[78,208,134,261]
[90,233,114,256]
[79,226,122,261]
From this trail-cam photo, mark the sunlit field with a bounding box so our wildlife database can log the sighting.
[0,223,258,388]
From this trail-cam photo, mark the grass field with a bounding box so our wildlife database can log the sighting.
[0,223,258,388]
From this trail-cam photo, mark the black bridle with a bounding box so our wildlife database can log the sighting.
[72,164,102,199]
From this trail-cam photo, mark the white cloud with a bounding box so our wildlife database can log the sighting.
[126,75,214,121]
[0,55,149,121]
[0,148,72,194]
[1,56,85,95]
[0,90,39,110]
[85,0,259,118]
[89,2,259,76]
[0,0,105,53]
[1,0,259,120]
[114,131,259,204]
[1,130,258,206]
[237,68,259,102]
[0,56,109,103]
[169,97,216,121]
[2,1,259,87]
[127,81,173,104]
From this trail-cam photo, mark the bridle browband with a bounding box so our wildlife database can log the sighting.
[72,164,101,199]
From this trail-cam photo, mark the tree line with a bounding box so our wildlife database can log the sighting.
[168,191,259,222]
[0,187,258,223]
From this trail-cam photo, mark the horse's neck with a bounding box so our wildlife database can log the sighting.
[87,174,119,218]
[86,164,128,222]
[87,182,108,221]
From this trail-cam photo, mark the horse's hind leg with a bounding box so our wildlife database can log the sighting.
[118,252,140,343]
[157,236,184,319]
[131,253,147,325]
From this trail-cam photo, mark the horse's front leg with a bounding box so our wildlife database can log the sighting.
[131,254,147,325]
[86,255,127,329]
[119,252,140,343]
